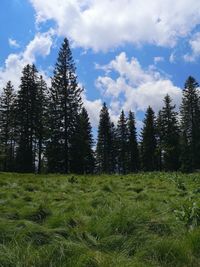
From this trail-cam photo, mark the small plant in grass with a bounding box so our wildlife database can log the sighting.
[174,201,200,230]
[68,176,78,184]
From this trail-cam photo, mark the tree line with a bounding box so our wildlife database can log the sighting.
[0,38,200,174]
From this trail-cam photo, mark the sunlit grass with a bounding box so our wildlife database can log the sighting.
[0,172,200,266]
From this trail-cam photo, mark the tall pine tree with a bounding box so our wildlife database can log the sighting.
[140,106,157,171]
[127,111,140,172]
[180,76,200,171]
[116,110,128,174]
[157,95,180,171]
[70,107,95,174]
[96,103,114,173]
[0,81,16,171]
[47,38,82,173]
[156,110,163,171]
[35,75,49,173]
[110,122,117,173]
[16,64,39,172]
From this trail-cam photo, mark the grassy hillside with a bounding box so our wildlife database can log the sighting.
[0,172,200,267]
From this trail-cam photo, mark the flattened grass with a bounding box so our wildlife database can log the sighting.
[0,172,200,266]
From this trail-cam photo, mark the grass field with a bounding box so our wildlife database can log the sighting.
[0,172,200,267]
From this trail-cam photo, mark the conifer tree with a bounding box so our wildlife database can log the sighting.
[180,76,200,171]
[0,81,16,171]
[70,107,95,174]
[35,75,49,173]
[96,103,113,173]
[116,110,128,174]
[46,92,63,173]
[110,122,117,173]
[47,38,82,173]
[157,95,180,171]
[156,110,163,171]
[127,111,140,172]
[15,64,39,172]
[140,106,157,171]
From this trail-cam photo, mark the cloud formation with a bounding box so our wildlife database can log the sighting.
[96,52,182,114]
[8,38,20,48]
[30,0,200,51]
[0,32,53,88]
[82,92,102,128]
[184,32,200,62]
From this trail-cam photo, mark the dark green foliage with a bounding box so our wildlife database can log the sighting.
[96,103,115,173]
[116,110,128,174]
[140,106,157,171]
[1,42,200,174]
[180,76,200,172]
[70,107,95,174]
[127,111,140,172]
[46,38,82,173]
[15,64,39,172]
[0,81,16,171]
[156,110,163,171]
[35,76,49,173]
[110,122,118,173]
[157,95,180,171]
[14,65,48,173]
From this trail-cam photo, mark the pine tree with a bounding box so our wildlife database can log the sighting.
[46,92,63,173]
[140,106,157,171]
[156,110,163,171]
[35,75,49,173]
[157,95,180,171]
[180,76,200,171]
[116,110,128,174]
[96,103,114,173]
[0,81,16,171]
[47,38,82,173]
[127,111,140,172]
[15,64,39,172]
[70,107,95,174]
[110,122,117,173]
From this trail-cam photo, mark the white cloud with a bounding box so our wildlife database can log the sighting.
[96,52,182,115]
[82,92,102,128]
[30,0,200,51]
[0,31,53,89]
[169,53,176,63]
[184,32,200,62]
[8,38,20,48]
[154,56,164,64]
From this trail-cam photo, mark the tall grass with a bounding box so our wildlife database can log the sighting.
[0,172,200,266]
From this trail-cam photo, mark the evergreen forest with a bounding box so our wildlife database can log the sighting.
[1,38,200,174]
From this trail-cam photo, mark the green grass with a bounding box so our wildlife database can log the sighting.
[0,172,200,267]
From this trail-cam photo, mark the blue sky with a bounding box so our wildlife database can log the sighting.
[1,0,200,128]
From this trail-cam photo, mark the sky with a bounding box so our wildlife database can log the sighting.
[1,0,200,129]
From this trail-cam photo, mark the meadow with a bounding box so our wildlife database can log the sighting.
[0,172,200,267]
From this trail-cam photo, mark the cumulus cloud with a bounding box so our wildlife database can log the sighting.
[8,38,20,48]
[82,91,102,128]
[96,52,182,114]
[23,31,54,62]
[0,31,53,89]
[30,0,200,51]
[184,32,200,62]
